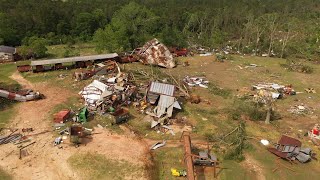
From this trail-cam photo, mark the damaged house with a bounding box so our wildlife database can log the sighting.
[0,45,17,62]
[137,38,175,68]
[147,82,181,118]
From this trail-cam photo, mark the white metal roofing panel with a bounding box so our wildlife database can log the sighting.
[156,95,175,117]
[149,82,175,96]
[158,95,175,109]
[88,80,108,92]
[30,53,118,66]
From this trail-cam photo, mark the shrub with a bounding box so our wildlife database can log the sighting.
[208,84,232,99]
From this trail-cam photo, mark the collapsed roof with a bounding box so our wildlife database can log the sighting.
[0,45,16,54]
[137,38,175,68]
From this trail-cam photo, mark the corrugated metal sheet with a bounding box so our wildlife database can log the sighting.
[31,53,118,66]
[0,46,16,54]
[156,95,181,117]
[149,82,175,96]
[138,39,175,68]
[156,95,175,117]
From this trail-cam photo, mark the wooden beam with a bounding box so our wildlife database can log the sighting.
[183,133,195,180]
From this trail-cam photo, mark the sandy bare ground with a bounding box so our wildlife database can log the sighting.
[0,72,149,180]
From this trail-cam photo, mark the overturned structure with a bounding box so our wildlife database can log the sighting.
[137,39,175,68]
[0,89,42,102]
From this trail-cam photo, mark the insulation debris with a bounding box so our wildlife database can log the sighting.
[183,76,209,88]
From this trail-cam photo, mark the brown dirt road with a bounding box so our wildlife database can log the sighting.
[0,71,149,180]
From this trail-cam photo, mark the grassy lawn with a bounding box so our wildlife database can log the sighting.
[151,147,185,180]
[46,43,107,59]
[68,152,144,180]
[0,63,20,128]
[0,168,11,180]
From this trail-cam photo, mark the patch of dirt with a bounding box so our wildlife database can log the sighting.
[10,71,34,89]
[0,72,150,180]
[241,154,266,180]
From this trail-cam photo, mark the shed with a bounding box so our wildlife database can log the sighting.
[0,45,16,62]
[30,53,118,72]
[147,82,175,104]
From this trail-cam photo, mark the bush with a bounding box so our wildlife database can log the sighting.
[301,65,314,74]
[208,84,232,99]
[228,99,280,122]
[280,59,314,74]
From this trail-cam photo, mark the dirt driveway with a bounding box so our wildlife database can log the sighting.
[0,72,149,180]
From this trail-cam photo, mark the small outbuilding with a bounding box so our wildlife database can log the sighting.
[0,45,16,62]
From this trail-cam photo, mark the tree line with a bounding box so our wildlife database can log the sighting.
[0,0,319,59]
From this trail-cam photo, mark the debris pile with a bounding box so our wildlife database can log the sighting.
[137,38,175,68]
[308,124,320,141]
[79,68,136,113]
[183,76,209,88]
[252,83,296,100]
[143,82,182,133]
[74,60,119,81]
[0,132,22,145]
[268,135,314,163]
[305,88,316,93]
[288,104,314,115]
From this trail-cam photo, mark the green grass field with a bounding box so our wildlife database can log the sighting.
[0,63,20,128]
[68,152,144,180]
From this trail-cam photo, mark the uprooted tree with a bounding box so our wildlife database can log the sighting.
[222,121,247,161]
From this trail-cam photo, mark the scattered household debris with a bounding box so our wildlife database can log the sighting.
[150,140,166,150]
[22,128,34,133]
[267,135,314,163]
[199,53,213,57]
[193,151,218,166]
[305,88,316,93]
[252,83,296,96]
[110,108,129,125]
[137,38,175,68]
[244,64,261,68]
[260,139,270,146]
[308,124,320,145]
[74,60,119,81]
[76,107,89,123]
[70,125,91,146]
[288,104,313,115]
[183,76,209,88]
[118,54,138,63]
[0,132,22,145]
[171,168,187,177]
[54,109,71,123]
[183,61,190,67]
[58,74,68,79]
[251,83,296,101]
[19,141,36,159]
[169,47,190,57]
[0,89,43,102]
[54,137,62,146]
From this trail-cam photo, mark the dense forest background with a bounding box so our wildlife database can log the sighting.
[0,0,320,59]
